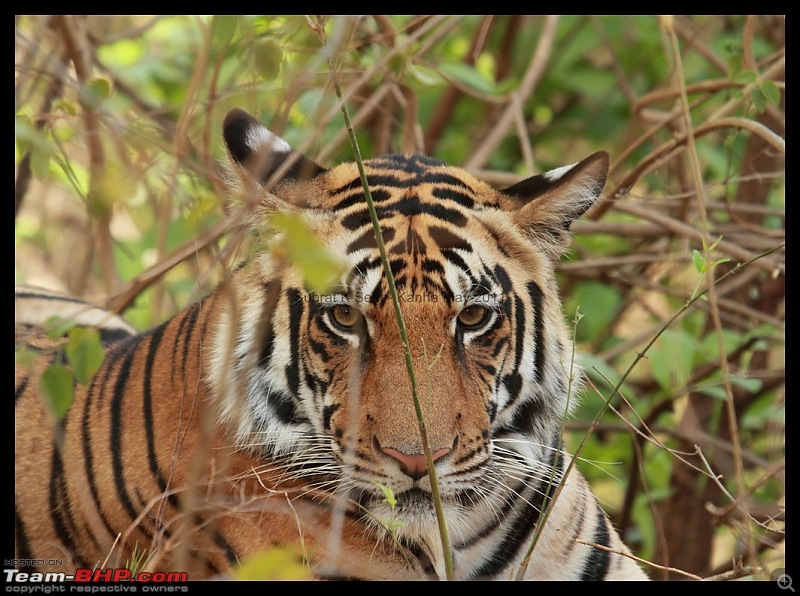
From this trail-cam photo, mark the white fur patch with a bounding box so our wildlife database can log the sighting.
[246,125,291,154]
[15,285,135,335]
[543,162,577,182]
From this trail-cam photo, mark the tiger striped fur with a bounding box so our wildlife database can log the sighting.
[14,108,648,580]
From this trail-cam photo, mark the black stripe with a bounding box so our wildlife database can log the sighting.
[398,537,437,578]
[171,304,192,385]
[491,335,509,359]
[304,370,326,396]
[455,472,532,551]
[527,282,546,383]
[331,157,463,197]
[110,344,142,522]
[14,290,88,305]
[471,447,562,578]
[579,509,612,580]
[389,258,405,284]
[81,345,129,544]
[143,323,174,502]
[431,186,475,209]
[48,441,87,568]
[347,228,379,254]
[322,403,341,432]
[15,376,28,403]
[427,225,472,252]
[392,196,467,225]
[285,289,304,397]
[562,500,586,560]
[257,281,281,369]
[98,327,135,346]
[512,295,527,369]
[505,395,547,436]
[332,188,391,212]
[331,173,408,194]
[180,300,202,383]
[340,200,467,231]
[492,264,513,296]
[371,153,446,171]
[267,389,309,425]
[500,294,527,408]
[308,335,332,363]
[185,511,239,568]
[440,249,471,280]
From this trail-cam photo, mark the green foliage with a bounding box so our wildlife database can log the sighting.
[370,481,404,538]
[565,282,623,343]
[125,543,156,577]
[65,327,105,385]
[30,316,106,418]
[232,547,310,580]
[40,364,74,420]
[15,15,784,579]
[266,212,345,293]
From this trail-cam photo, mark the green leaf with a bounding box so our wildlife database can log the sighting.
[251,39,283,80]
[696,383,728,401]
[697,328,744,364]
[758,80,781,107]
[267,212,343,292]
[406,63,447,88]
[30,146,52,182]
[692,249,707,274]
[372,481,397,507]
[564,282,623,342]
[211,15,238,48]
[44,315,77,339]
[83,77,113,107]
[40,364,74,419]
[66,327,105,385]
[15,346,37,368]
[751,88,767,113]
[15,115,51,153]
[650,330,697,392]
[232,547,309,580]
[733,70,757,85]
[730,375,762,394]
[87,161,139,217]
[439,63,497,95]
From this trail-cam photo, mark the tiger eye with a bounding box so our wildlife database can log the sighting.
[330,304,361,329]
[457,305,490,329]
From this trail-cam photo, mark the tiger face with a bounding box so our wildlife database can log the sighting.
[209,110,609,564]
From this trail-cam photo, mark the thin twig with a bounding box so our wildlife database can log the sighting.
[313,16,454,580]
[464,15,559,169]
[54,15,118,294]
[663,16,755,565]
[575,539,703,580]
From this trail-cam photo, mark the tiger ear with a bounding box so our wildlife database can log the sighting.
[223,108,326,187]
[501,151,609,259]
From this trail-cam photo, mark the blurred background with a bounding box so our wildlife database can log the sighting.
[14,15,785,580]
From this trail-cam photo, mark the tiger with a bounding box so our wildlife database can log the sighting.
[14,107,648,581]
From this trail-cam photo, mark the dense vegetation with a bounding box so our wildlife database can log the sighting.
[15,15,784,580]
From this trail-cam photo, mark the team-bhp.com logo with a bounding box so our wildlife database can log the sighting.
[5,565,188,591]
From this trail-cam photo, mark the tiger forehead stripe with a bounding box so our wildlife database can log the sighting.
[340,200,467,231]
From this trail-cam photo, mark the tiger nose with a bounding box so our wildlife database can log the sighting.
[382,447,451,480]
